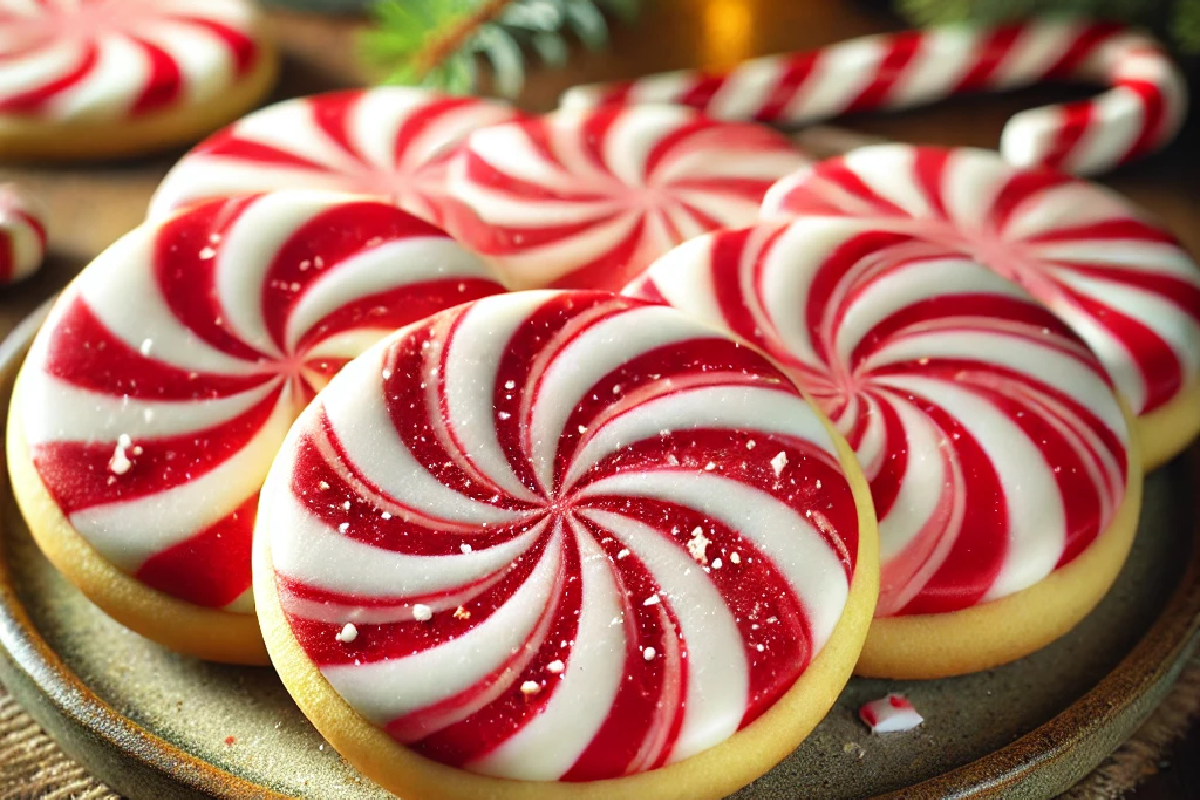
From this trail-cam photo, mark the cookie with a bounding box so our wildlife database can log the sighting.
[440,105,811,291]
[7,191,505,664]
[0,0,277,161]
[254,291,878,798]
[0,183,46,284]
[626,217,1141,678]
[762,144,1200,469]
[147,88,521,225]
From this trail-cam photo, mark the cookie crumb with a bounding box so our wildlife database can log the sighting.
[687,527,711,564]
[454,605,471,620]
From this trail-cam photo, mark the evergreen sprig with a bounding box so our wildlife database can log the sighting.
[361,0,639,97]
[897,0,1200,55]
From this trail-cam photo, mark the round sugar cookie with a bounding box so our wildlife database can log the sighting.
[253,291,878,798]
[761,144,1200,469]
[6,191,505,664]
[147,88,522,225]
[1,183,46,284]
[440,105,811,291]
[0,0,277,161]
[626,218,1142,678]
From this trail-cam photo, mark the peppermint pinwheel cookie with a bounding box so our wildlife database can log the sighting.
[254,291,878,799]
[626,218,1141,679]
[148,88,521,226]
[0,0,277,161]
[439,105,811,291]
[7,191,505,664]
[762,144,1200,469]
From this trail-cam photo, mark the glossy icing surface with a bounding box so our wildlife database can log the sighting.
[148,88,521,226]
[761,145,1200,415]
[626,219,1130,615]
[441,105,810,291]
[263,291,861,780]
[19,192,504,611]
[0,0,262,123]
[0,183,46,283]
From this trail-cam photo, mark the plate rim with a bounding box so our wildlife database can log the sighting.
[0,305,1198,800]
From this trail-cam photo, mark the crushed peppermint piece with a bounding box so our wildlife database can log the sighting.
[504,380,515,389]
[381,369,392,380]
[335,623,358,643]
[712,557,723,569]
[643,594,661,606]
[497,411,511,420]
[547,659,566,674]
[454,605,471,620]
[140,339,153,356]
[577,425,587,434]
[520,680,541,695]
[341,501,351,510]
[109,435,133,475]
[746,439,756,449]
[666,454,680,466]
[318,481,330,491]
[704,461,717,470]
[616,548,630,559]
[381,511,392,520]
[687,527,711,564]
[338,522,349,533]
[460,543,473,554]
[612,384,622,394]
[756,643,765,652]
[859,694,924,734]
[771,451,788,476]
[643,647,657,661]
[730,551,741,564]
[412,604,433,621]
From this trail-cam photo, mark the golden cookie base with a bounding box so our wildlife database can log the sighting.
[0,41,278,163]
[6,373,269,666]
[856,403,1145,680]
[253,414,880,799]
[1137,379,1200,471]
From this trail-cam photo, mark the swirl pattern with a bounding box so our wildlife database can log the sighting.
[18,191,504,611]
[626,219,1130,616]
[0,0,262,122]
[261,291,861,780]
[148,88,521,226]
[761,145,1200,420]
[441,105,810,291]
[0,183,46,283]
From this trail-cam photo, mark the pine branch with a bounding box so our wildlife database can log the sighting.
[360,0,639,97]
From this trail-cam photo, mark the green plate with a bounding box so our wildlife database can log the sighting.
[1,305,1198,799]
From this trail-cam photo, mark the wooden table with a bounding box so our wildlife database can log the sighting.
[2,1,1198,797]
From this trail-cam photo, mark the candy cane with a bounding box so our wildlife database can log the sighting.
[560,21,1188,176]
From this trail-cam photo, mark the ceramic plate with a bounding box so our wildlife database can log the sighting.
[1,306,1198,800]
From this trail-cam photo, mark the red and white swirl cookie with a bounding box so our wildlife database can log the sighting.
[254,291,878,798]
[761,144,1200,469]
[626,218,1141,678]
[440,105,811,291]
[6,191,505,664]
[1,183,46,284]
[148,88,521,226]
[0,0,277,160]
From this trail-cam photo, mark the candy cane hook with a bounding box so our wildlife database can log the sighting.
[559,21,1188,176]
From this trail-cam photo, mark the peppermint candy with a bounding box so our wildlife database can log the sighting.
[261,291,861,779]
[148,88,521,225]
[561,21,1188,176]
[626,218,1131,616]
[0,0,262,122]
[17,191,504,611]
[0,183,46,284]
[762,144,1200,463]
[441,105,810,291]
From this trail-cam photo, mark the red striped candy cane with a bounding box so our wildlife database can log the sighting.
[559,21,1188,177]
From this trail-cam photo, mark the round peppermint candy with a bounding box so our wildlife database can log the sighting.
[0,183,46,284]
[441,105,811,291]
[148,88,522,226]
[761,144,1200,467]
[13,191,504,621]
[627,218,1134,621]
[256,291,872,790]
